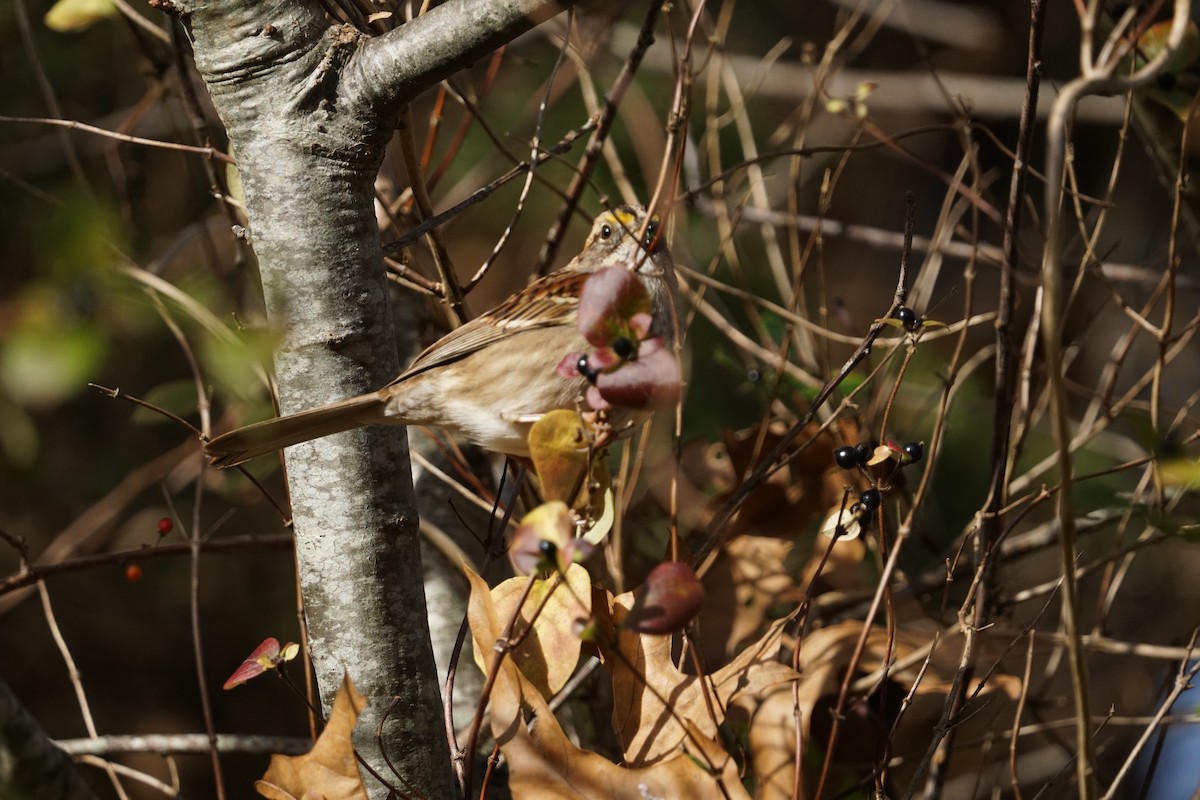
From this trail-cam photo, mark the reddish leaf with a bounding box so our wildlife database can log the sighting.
[623,561,705,634]
[224,637,298,689]
[577,268,652,348]
[556,352,584,379]
[594,346,681,411]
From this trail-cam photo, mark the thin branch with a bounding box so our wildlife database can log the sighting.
[0,115,235,163]
[56,733,312,756]
[38,581,130,799]
[0,534,292,597]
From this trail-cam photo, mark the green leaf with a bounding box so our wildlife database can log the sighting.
[225,158,244,206]
[0,400,39,468]
[0,323,107,407]
[1176,524,1200,544]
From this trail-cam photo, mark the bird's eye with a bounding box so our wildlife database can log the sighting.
[599,223,613,240]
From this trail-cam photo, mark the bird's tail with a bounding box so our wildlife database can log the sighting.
[205,393,386,468]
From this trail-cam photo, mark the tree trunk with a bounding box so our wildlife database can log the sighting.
[169,0,578,795]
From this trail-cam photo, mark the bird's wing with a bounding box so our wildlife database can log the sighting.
[388,270,587,384]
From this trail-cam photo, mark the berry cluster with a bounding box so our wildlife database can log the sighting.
[825,438,925,537]
[835,440,923,470]
[833,442,872,470]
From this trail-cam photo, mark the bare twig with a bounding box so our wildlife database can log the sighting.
[0,534,292,597]
[535,0,662,274]
[38,581,130,799]
[1036,5,1192,795]
[1099,630,1200,800]
[0,115,235,163]
[56,733,312,756]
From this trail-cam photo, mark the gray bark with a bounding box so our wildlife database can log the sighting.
[169,0,579,796]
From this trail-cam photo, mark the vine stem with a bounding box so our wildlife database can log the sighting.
[1037,3,1190,796]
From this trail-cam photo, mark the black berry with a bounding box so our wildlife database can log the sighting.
[902,441,924,463]
[894,306,919,331]
[854,441,874,466]
[859,488,882,511]
[642,219,660,249]
[538,539,558,561]
[612,337,637,361]
[577,355,598,383]
[834,446,859,470]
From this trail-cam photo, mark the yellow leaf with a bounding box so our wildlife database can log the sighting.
[581,480,614,545]
[1159,457,1200,490]
[44,0,116,32]
[473,564,591,698]
[529,410,592,506]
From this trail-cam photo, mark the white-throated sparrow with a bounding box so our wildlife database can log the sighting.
[205,205,674,467]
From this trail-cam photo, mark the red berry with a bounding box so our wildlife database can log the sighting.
[157,517,173,536]
[125,564,143,582]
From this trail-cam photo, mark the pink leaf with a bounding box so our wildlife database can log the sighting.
[594,348,681,410]
[224,637,282,690]
[577,268,652,348]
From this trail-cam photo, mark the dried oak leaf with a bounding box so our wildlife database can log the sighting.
[473,563,591,698]
[597,590,799,766]
[464,566,748,799]
[748,620,1021,799]
[256,673,367,800]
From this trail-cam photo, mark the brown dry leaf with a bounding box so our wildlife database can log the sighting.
[601,590,799,766]
[475,563,591,698]
[464,566,750,799]
[749,623,883,800]
[699,535,799,663]
[797,534,867,595]
[256,673,367,800]
[749,620,1023,799]
[720,423,841,539]
[748,687,806,800]
[663,422,844,536]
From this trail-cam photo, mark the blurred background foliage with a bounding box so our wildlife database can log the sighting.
[2,0,1200,798]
